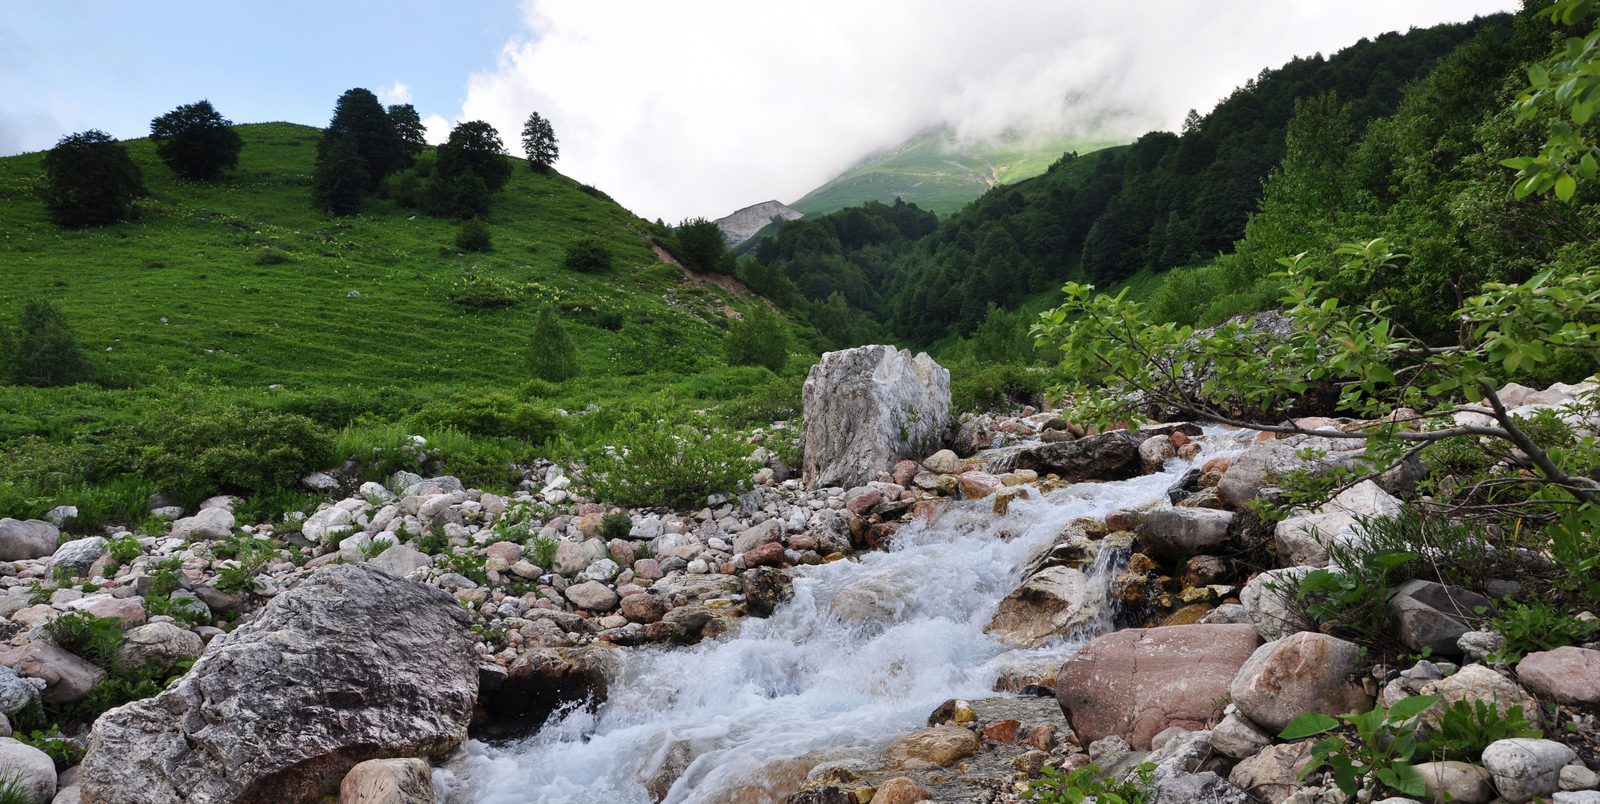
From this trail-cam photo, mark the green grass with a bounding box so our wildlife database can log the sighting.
[0,122,804,391]
[789,126,1125,217]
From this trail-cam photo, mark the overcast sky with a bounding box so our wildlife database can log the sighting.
[2,0,1515,222]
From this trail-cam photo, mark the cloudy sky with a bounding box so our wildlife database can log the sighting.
[2,0,1514,222]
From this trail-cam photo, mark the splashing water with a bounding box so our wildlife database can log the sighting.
[439,444,1237,804]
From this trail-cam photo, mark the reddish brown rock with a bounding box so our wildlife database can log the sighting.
[620,594,668,624]
[485,541,523,565]
[1169,431,1191,449]
[1055,624,1262,749]
[874,777,932,804]
[787,535,817,552]
[893,460,922,487]
[957,473,1002,499]
[981,719,1022,744]
[743,541,786,568]
[632,558,663,580]
[1201,457,1232,474]
[1230,632,1373,734]
[1516,646,1600,707]
[846,490,883,516]
[1229,741,1312,804]
[84,597,147,629]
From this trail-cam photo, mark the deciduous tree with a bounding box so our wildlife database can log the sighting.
[149,100,243,181]
[40,130,146,227]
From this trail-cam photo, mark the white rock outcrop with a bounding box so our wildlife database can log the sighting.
[801,345,951,489]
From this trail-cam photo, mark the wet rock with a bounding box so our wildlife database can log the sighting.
[1056,623,1261,749]
[742,567,793,618]
[1139,435,1176,472]
[482,647,619,738]
[337,758,433,804]
[0,519,59,561]
[114,622,204,673]
[1105,508,1145,532]
[1140,508,1233,558]
[1389,580,1492,657]
[1416,761,1495,804]
[1482,738,1575,803]
[1230,632,1373,734]
[785,786,852,804]
[887,726,980,767]
[1229,742,1311,804]
[985,566,1099,648]
[79,564,477,804]
[1012,427,1202,483]
[981,719,1021,744]
[927,698,976,727]
[801,346,950,490]
[873,777,932,804]
[0,642,102,704]
[1516,646,1600,707]
[957,472,1001,499]
[1274,481,1400,567]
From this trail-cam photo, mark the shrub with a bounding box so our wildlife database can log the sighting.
[43,611,125,668]
[720,374,804,427]
[254,246,293,265]
[950,363,1056,414]
[2,298,95,388]
[598,512,631,540]
[455,219,492,253]
[406,393,560,444]
[149,100,243,181]
[116,406,336,498]
[448,275,519,309]
[40,129,146,227]
[310,134,369,216]
[528,307,579,382]
[723,304,789,374]
[668,218,734,273]
[562,237,613,273]
[1024,762,1156,804]
[438,120,512,194]
[581,401,756,509]
[1492,600,1599,663]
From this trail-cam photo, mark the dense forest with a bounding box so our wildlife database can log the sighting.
[738,10,1579,364]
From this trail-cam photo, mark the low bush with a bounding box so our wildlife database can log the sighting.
[724,304,789,374]
[528,307,579,383]
[448,275,520,309]
[1491,600,1599,663]
[581,400,756,509]
[253,246,294,265]
[719,374,803,427]
[455,219,493,253]
[1024,762,1155,804]
[562,237,613,273]
[113,405,336,500]
[406,393,560,444]
[950,363,1058,414]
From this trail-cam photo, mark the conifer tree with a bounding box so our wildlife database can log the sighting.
[387,103,428,159]
[310,135,369,216]
[521,111,559,173]
[528,307,579,382]
[723,304,788,374]
[2,298,93,387]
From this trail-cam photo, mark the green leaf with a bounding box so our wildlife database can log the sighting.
[1557,171,1578,201]
[1280,712,1340,740]
[1387,694,1439,722]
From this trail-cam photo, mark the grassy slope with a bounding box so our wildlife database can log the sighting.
[789,127,1124,217]
[0,123,798,398]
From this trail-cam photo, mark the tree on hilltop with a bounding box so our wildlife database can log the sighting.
[438,120,512,194]
[149,99,243,181]
[521,111,559,173]
[319,88,403,188]
[387,103,428,160]
[40,130,146,227]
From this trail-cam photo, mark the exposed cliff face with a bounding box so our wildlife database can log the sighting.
[713,200,804,246]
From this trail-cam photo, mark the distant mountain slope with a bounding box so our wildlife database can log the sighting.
[788,127,1125,217]
[714,200,803,246]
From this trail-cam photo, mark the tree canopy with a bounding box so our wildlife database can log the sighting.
[319,88,403,189]
[438,120,512,194]
[40,130,146,228]
[387,103,428,159]
[521,111,559,173]
[2,298,93,387]
[149,100,243,181]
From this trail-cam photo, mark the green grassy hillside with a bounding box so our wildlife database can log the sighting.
[789,127,1124,217]
[0,122,786,392]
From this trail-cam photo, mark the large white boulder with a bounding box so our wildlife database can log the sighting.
[1274,480,1400,567]
[801,345,950,490]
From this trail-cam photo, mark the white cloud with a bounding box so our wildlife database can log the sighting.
[422,113,451,145]
[377,81,413,106]
[459,0,1514,222]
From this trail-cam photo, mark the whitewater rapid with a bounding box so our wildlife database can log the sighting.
[437,443,1233,804]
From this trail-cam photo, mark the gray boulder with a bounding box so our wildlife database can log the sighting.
[1274,480,1401,567]
[1481,738,1576,803]
[984,566,1100,648]
[1388,579,1492,657]
[1230,632,1373,734]
[48,537,107,578]
[0,519,59,561]
[1217,433,1365,510]
[732,519,782,555]
[368,544,433,577]
[114,623,203,673]
[0,737,56,804]
[79,563,477,804]
[168,508,235,542]
[0,666,44,717]
[1141,508,1234,558]
[801,345,950,490]
[1239,566,1320,640]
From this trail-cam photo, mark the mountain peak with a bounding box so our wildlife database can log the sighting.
[714,200,804,245]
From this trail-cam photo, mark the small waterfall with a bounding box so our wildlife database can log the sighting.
[438,441,1236,804]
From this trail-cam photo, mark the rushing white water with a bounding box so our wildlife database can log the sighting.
[438,441,1238,804]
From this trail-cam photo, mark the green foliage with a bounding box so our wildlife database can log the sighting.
[1491,599,1600,662]
[387,103,428,159]
[253,246,294,265]
[598,512,631,541]
[521,111,559,173]
[455,219,493,253]
[43,611,126,668]
[0,771,33,804]
[1023,762,1156,804]
[406,393,559,444]
[117,405,336,497]
[1419,698,1541,762]
[668,218,734,274]
[40,129,147,228]
[212,534,275,594]
[950,362,1056,414]
[528,307,580,383]
[562,237,613,273]
[438,120,512,197]
[1283,695,1438,798]
[149,100,244,181]
[723,304,788,374]
[1291,546,1419,658]
[525,531,558,567]
[2,297,94,388]
[581,401,757,509]
[310,133,369,216]
[320,88,404,188]
[106,532,141,566]
[14,726,83,772]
